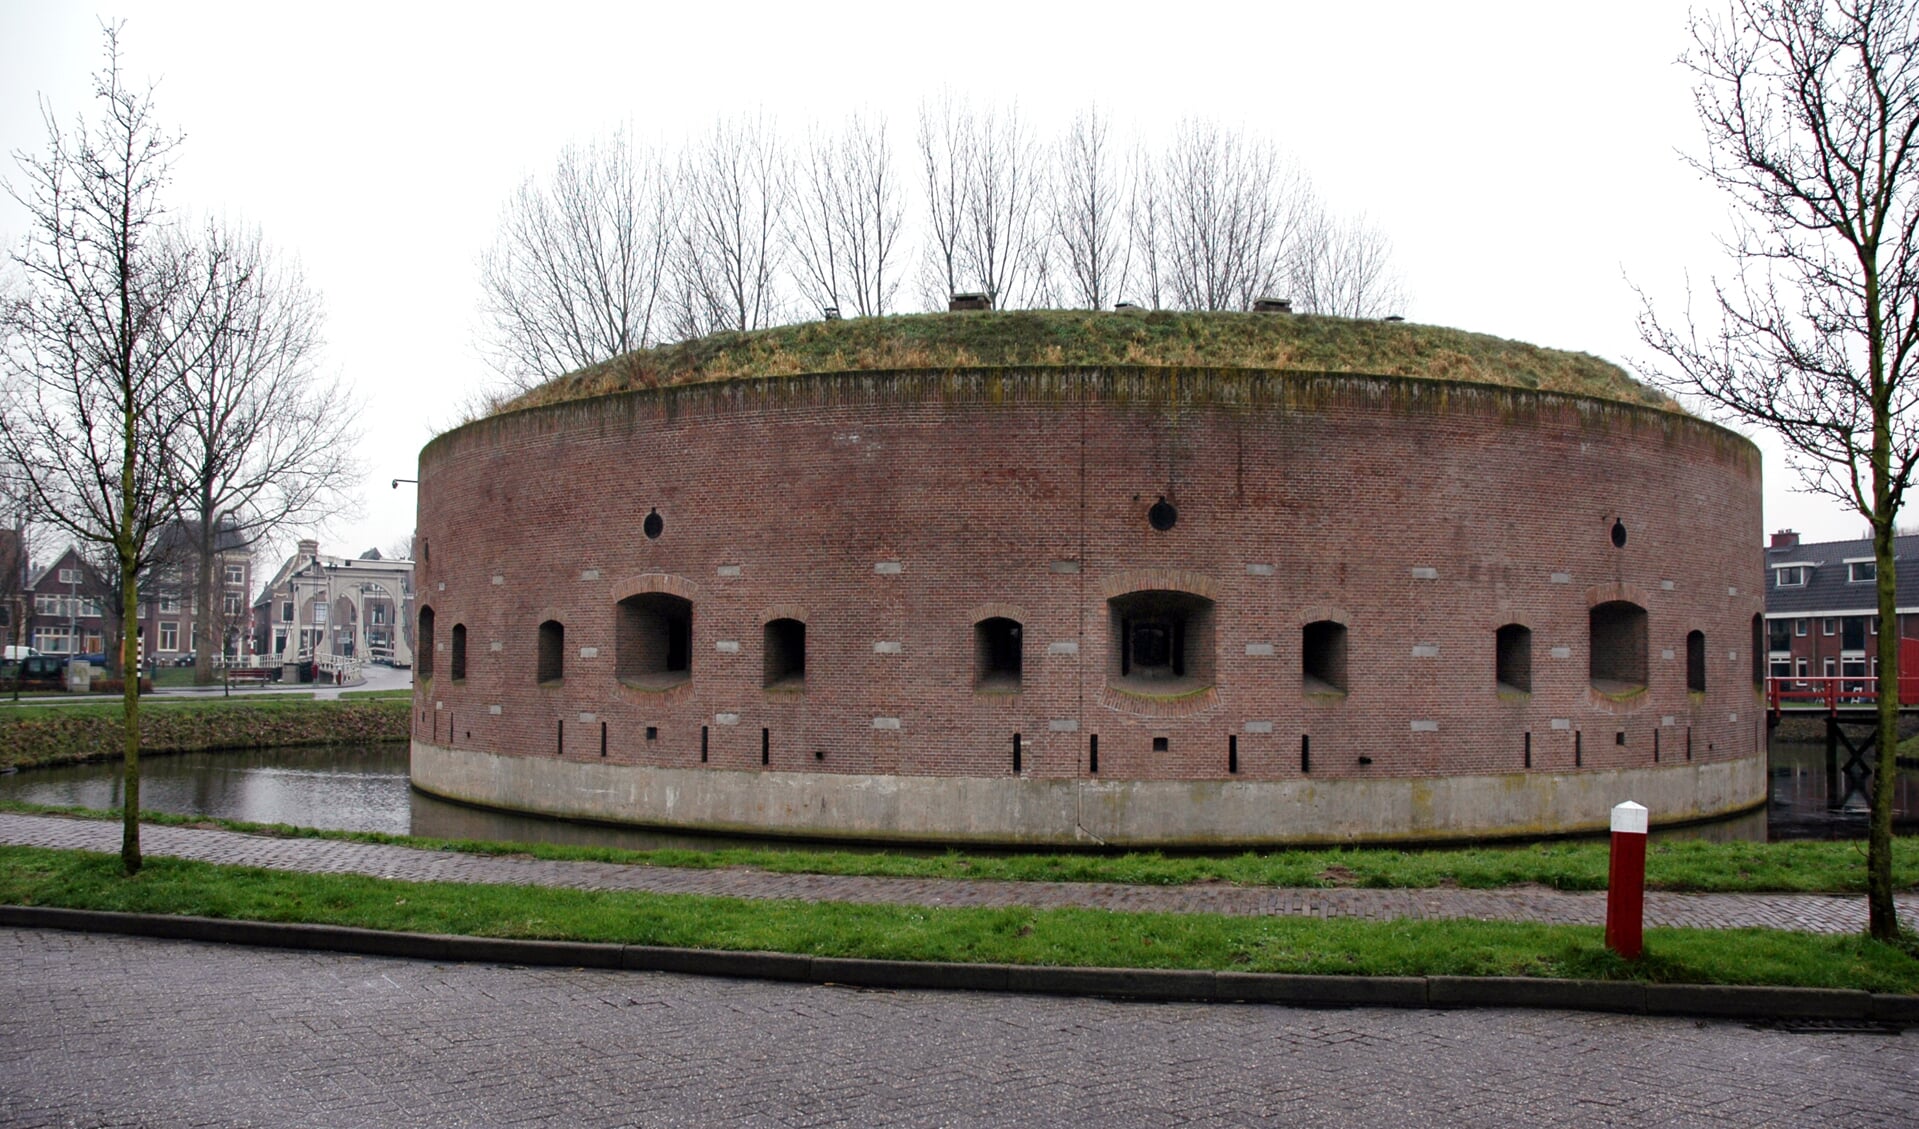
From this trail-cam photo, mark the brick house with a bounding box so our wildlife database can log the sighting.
[22,546,109,657]
[132,519,255,665]
[1762,529,1919,685]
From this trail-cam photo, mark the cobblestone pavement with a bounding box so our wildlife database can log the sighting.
[2,927,1914,1129]
[3,812,1913,934]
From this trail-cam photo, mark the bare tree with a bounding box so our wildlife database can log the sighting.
[1637,0,1919,939]
[1289,208,1407,318]
[673,114,789,336]
[1159,121,1310,311]
[1127,147,1169,310]
[917,97,1048,309]
[166,220,356,687]
[478,129,674,394]
[0,25,222,874]
[787,113,904,319]
[1053,107,1131,310]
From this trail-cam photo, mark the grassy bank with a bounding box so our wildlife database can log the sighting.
[0,697,409,771]
[7,804,1913,895]
[1,846,1911,992]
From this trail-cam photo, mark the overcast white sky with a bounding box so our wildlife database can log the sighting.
[0,0,1872,568]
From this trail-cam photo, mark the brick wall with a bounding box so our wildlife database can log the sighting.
[413,368,1764,804]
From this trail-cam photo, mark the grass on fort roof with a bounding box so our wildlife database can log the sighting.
[1,846,1913,992]
[492,309,1677,417]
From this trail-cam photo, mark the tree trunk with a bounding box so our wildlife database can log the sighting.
[193,496,216,686]
[1868,511,1901,940]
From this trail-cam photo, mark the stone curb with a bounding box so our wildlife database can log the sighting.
[3,904,1914,1024]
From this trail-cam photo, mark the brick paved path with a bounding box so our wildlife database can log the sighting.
[3,812,1911,933]
[3,928,1914,1128]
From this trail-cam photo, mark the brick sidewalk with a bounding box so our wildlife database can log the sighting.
[2,812,1911,934]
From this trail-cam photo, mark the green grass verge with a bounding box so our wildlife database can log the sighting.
[7,803,1913,895]
[1,846,1911,991]
[338,689,411,700]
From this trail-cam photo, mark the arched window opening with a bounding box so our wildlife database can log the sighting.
[537,620,565,684]
[617,593,692,689]
[1751,613,1765,689]
[975,617,1023,692]
[1589,600,1648,693]
[1496,623,1532,694]
[450,623,468,682]
[1107,590,1215,694]
[1687,629,1707,693]
[1302,620,1348,696]
[763,618,806,689]
[417,607,435,680]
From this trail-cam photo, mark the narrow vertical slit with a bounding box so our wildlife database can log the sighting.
[1575,730,1582,768]
[556,719,564,757]
[1012,732,1022,775]
[1301,734,1311,774]
[761,727,769,766]
[701,725,709,763]
[600,720,607,758]
[1523,731,1531,770]
[1088,734,1098,775]
[1228,734,1238,775]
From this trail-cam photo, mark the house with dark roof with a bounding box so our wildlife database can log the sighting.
[1762,529,1919,685]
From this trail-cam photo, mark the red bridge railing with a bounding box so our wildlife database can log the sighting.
[1766,674,1919,716]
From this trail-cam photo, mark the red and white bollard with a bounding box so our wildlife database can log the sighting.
[1604,800,1648,960]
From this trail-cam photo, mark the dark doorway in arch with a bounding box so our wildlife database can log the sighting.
[1302,620,1348,695]
[1686,629,1707,693]
[450,623,468,682]
[1590,600,1648,693]
[617,593,692,689]
[417,607,435,679]
[763,618,806,690]
[1108,590,1215,695]
[1496,623,1532,694]
[975,617,1022,692]
[537,620,564,684]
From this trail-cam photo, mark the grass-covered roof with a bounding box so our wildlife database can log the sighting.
[493,309,1676,416]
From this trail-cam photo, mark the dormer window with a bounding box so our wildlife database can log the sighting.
[1848,559,1877,583]
[1774,566,1806,587]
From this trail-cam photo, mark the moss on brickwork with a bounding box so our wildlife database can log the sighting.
[0,699,410,771]
[491,310,1675,418]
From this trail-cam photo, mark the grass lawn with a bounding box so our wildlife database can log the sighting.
[2,845,1912,992]
[7,802,1915,896]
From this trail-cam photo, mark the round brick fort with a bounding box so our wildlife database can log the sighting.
[410,314,1767,846]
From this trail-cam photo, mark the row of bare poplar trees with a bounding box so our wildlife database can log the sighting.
[478,101,1407,393]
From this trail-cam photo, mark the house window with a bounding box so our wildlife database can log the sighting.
[974,617,1023,692]
[537,620,564,684]
[1770,658,1792,679]
[33,627,72,653]
[1303,620,1350,696]
[281,601,294,623]
[159,622,178,651]
[1774,566,1805,586]
[224,593,242,616]
[1796,657,1808,678]
[417,607,435,679]
[1107,590,1216,693]
[224,564,244,584]
[159,595,179,614]
[763,618,806,689]
[1824,657,1837,677]
[1686,630,1707,693]
[1768,620,1792,652]
[1495,624,1531,694]
[1823,617,1837,636]
[370,604,387,625]
[1589,601,1649,693]
[1794,618,1808,636]
[57,568,79,584]
[1849,560,1877,582]
[450,624,467,681]
[616,593,692,688]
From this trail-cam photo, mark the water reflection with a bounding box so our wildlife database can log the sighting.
[0,740,1911,851]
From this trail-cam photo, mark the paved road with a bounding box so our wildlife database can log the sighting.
[2,927,1912,1129]
[2,812,1912,934]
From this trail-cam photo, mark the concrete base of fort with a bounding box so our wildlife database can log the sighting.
[411,742,1768,847]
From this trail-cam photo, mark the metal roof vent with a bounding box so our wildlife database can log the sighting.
[1252,297,1292,313]
[949,292,991,311]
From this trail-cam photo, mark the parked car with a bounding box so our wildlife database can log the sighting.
[2,645,37,662]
